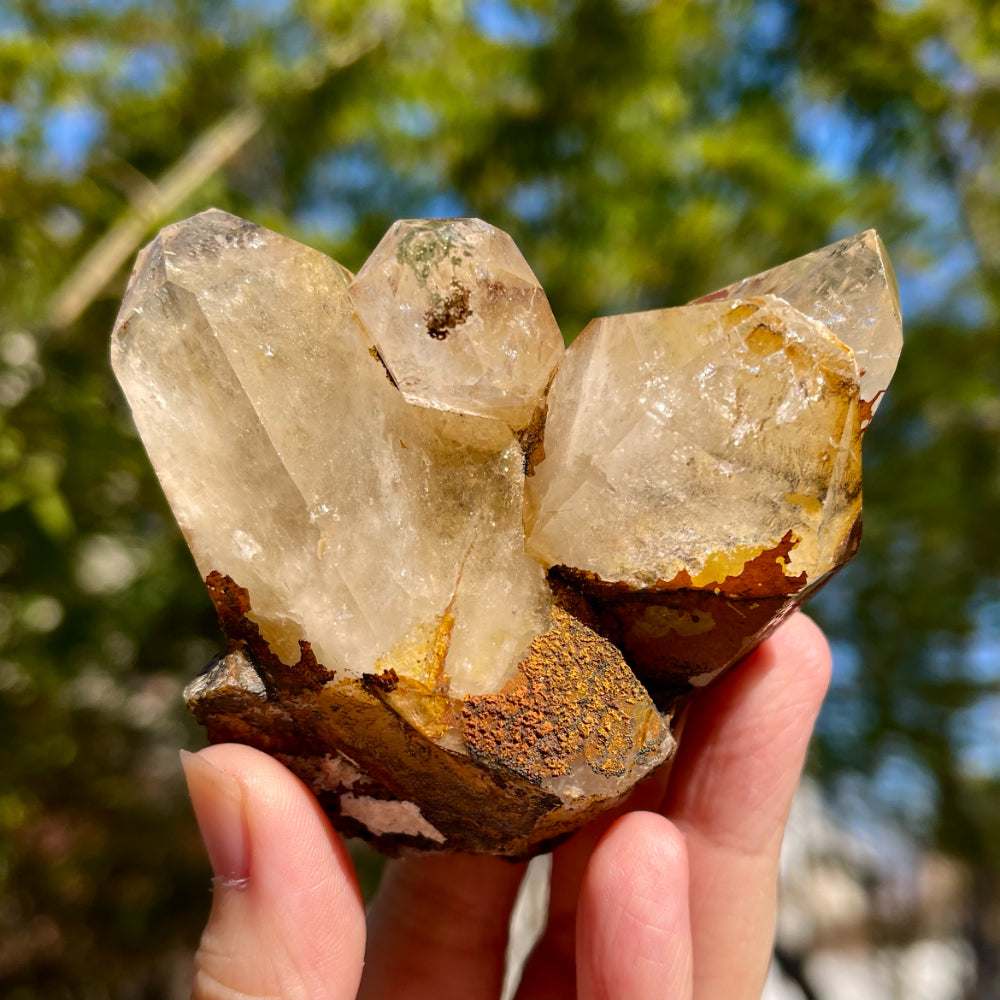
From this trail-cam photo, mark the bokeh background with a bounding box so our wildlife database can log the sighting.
[1,1,998,997]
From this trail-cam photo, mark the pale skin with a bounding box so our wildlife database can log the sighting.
[181,611,831,1000]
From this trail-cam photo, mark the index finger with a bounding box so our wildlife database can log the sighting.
[660,611,832,1000]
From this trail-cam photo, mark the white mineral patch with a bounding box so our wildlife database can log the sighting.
[688,666,725,688]
[317,755,363,791]
[275,753,365,794]
[339,794,446,843]
[283,753,365,793]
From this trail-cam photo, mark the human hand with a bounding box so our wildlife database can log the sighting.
[181,610,831,1000]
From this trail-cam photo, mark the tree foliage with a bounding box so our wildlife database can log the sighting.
[1,0,998,995]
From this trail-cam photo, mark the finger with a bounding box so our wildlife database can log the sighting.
[358,852,526,1000]
[514,767,673,1000]
[577,811,693,1000]
[661,611,832,1000]
[182,744,366,1000]
[513,826,598,1000]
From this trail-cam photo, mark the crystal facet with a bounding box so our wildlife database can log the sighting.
[351,218,564,430]
[111,211,900,856]
[695,230,902,424]
[525,297,862,587]
[524,296,862,695]
[112,210,551,698]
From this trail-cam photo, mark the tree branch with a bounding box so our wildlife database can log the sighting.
[47,31,384,331]
[47,104,263,331]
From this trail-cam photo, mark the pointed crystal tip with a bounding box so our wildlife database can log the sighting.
[696,229,903,424]
[350,218,565,429]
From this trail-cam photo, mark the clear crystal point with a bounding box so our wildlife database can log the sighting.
[695,230,902,423]
[524,295,862,589]
[111,209,551,696]
[350,218,565,429]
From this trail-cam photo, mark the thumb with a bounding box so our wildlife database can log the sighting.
[182,744,366,1000]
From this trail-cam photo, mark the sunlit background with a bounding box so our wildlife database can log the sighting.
[1,1,999,997]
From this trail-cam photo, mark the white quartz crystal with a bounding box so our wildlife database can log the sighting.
[350,218,564,430]
[524,296,862,589]
[696,230,902,421]
[112,209,551,695]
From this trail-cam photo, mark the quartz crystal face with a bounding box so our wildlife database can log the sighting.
[694,230,901,425]
[350,218,565,430]
[524,296,867,697]
[111,211,901,856]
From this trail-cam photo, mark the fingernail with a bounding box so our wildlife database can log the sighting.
[180,750,250,886]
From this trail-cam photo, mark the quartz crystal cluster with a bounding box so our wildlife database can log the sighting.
[111,211,901,856]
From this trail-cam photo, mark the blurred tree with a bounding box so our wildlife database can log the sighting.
[0,0,998,996]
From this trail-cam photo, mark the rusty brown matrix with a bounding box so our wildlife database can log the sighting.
[110,211,901,856]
